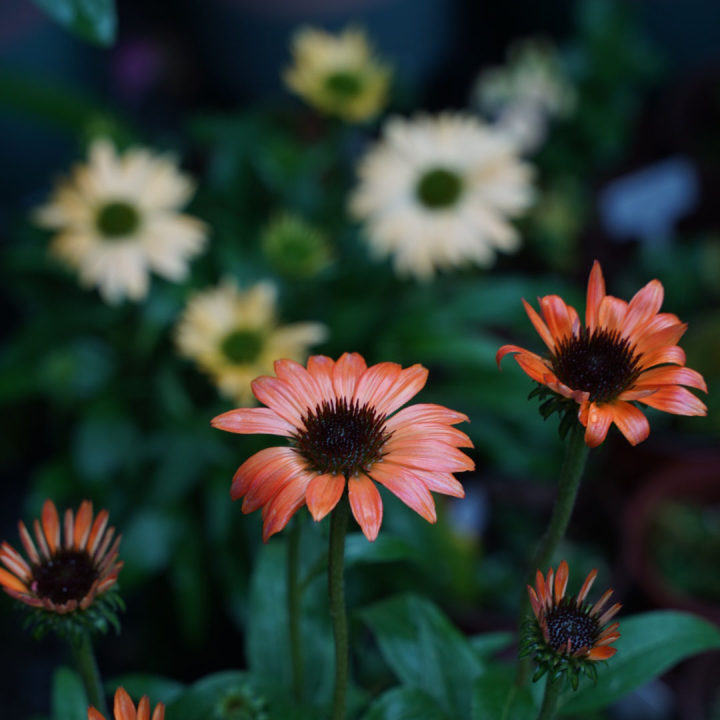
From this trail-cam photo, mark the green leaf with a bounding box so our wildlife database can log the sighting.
[31,0,117,46]
[362,687,450,720]
[345,533,417,566]
[471,665,535,720]
[105,674,184,705]
[51,666,88,720]
[361,594,482,719]
[165,671,255,720]
[560,611,720,714]
[469,632,514,661]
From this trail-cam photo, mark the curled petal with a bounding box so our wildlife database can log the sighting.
[582,403,613,448]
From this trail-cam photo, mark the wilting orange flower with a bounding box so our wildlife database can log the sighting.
[497,261,707,447]
[526,561,621,666]
[212,353,474,541]
[0,500,122,614]
[89,687,164,720]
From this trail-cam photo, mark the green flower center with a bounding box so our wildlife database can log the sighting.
[31,550,98,605]
[294,398,390,476]
[325,70,363,98]
[545,601,599,654]
[552,327,641,403]
[416,168,464,209]
[220,329,264,365]
[96,200,141,238]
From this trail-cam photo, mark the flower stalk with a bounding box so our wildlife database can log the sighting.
[536,674,562,720]
[328,492,350,720]
[70,629,107,716]
[287,516,304,703]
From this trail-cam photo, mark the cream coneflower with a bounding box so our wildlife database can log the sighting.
[497,261,707,447]
[211,352,474,541]
[523,561,621,687]
[176,280,327,406]
[284,26,390,122]
[349,113,534,279]
[0,499,121,615]
[89,687,164,720]
[34,138,207,303]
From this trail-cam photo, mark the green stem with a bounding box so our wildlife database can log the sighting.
[288,516,304,703]
[536,675,562,720]
[328,493,350,720]
[516,421,590,686]
[70,629,107,716]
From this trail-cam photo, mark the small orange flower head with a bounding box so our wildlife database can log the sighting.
[88,687,164,720]
[212,353,475,542]
[0,499,123,637]
[522,560,621,688]
[497,261,707,447]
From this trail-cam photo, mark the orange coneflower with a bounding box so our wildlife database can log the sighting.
[212,352,474,542]
[0,499,122,616]
[497,261,707,447]
[89,687,164,720]
[523,561,621,687]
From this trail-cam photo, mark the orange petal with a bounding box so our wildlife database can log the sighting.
[274,359,326,415]
[586,261,606,332]
[251,377,308,428]
[623,279,664,337]
[527,585,541,617]
[211,408,295,436]
[577,568,598,603]
[639,344,685,369]
[231,446,298,501]
[634,321,687,356]
[540,295,577,342]
[598,602,623,627]
[384,403,469,428]
[114,687,137,720]
[0,542,31,580]
[42,500,60,554]
[535,569,548,608]
[348,474,383,541]
[587,645,616,661]
[496,344,532,368]
[242,460,304,514]
[637,386,707,416]
[352,362,402,411]
[18,522,40,565]
[0,566,29,594]
[74,501,93,550]
[137,696,150,720]
[63,508,74,550]
[261,472,313,541]
[369,462,437,523]
[590,588,613,616]
[388,423,473,449]
[88,708,106,720]
[332,352,367,400]
[87,510,110,557]
[384,443,474,473]
[514,352,558,386]
[374,364,428,417]
[554,560,569,603]
[583,403,613,448]
[634,366,707,392]
[395,467,465,498]
[522,298,555,350]
[610,401,650,446]
[307,355,336,403]
[152,705,165,720]
[305,473,345,521]
[597,296,628,334]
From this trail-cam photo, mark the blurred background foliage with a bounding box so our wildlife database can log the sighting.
[1,0,720,718]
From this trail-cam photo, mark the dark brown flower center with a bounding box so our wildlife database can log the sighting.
[552,327,641,403]
[545,601,599,654]
[32,549,98,605]
[293,398,389,476]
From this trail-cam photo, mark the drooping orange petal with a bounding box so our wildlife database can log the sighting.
[374,364,428,417]
[514,353,559,387]
[348,474,383,541]
[242,458,305,514]
[577,568,598,603]
[634,366,707,392]
[274,359,326,415]
[251,377,308,428]
[74,501,93,550]
[597,296,628,334]
[540,295,577,342]
[496,344,533,368]
[352,362,402,411]
[582,403,613,448]
[42,500,60,554]
[586,260,606,332]
[261,472,313,541]
[554,560,569,603]
[0,566,29,594]
[231,446,298,501]
[305,473,345,521]
[306,355,336,403]
[610,401,650,446]
[623,279,664,337]
[636,386,707,416]
[211,408,295,436]
[114,687,137,720]
[369,462,437,523]
[332,352,367,400]
[587,645,616,661]
[522,298,555,351]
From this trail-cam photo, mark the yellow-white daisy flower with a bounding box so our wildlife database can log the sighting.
[175,280,327,405]
[34,138,208,304]
[284,26,390,123]
[350,113,534,279]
